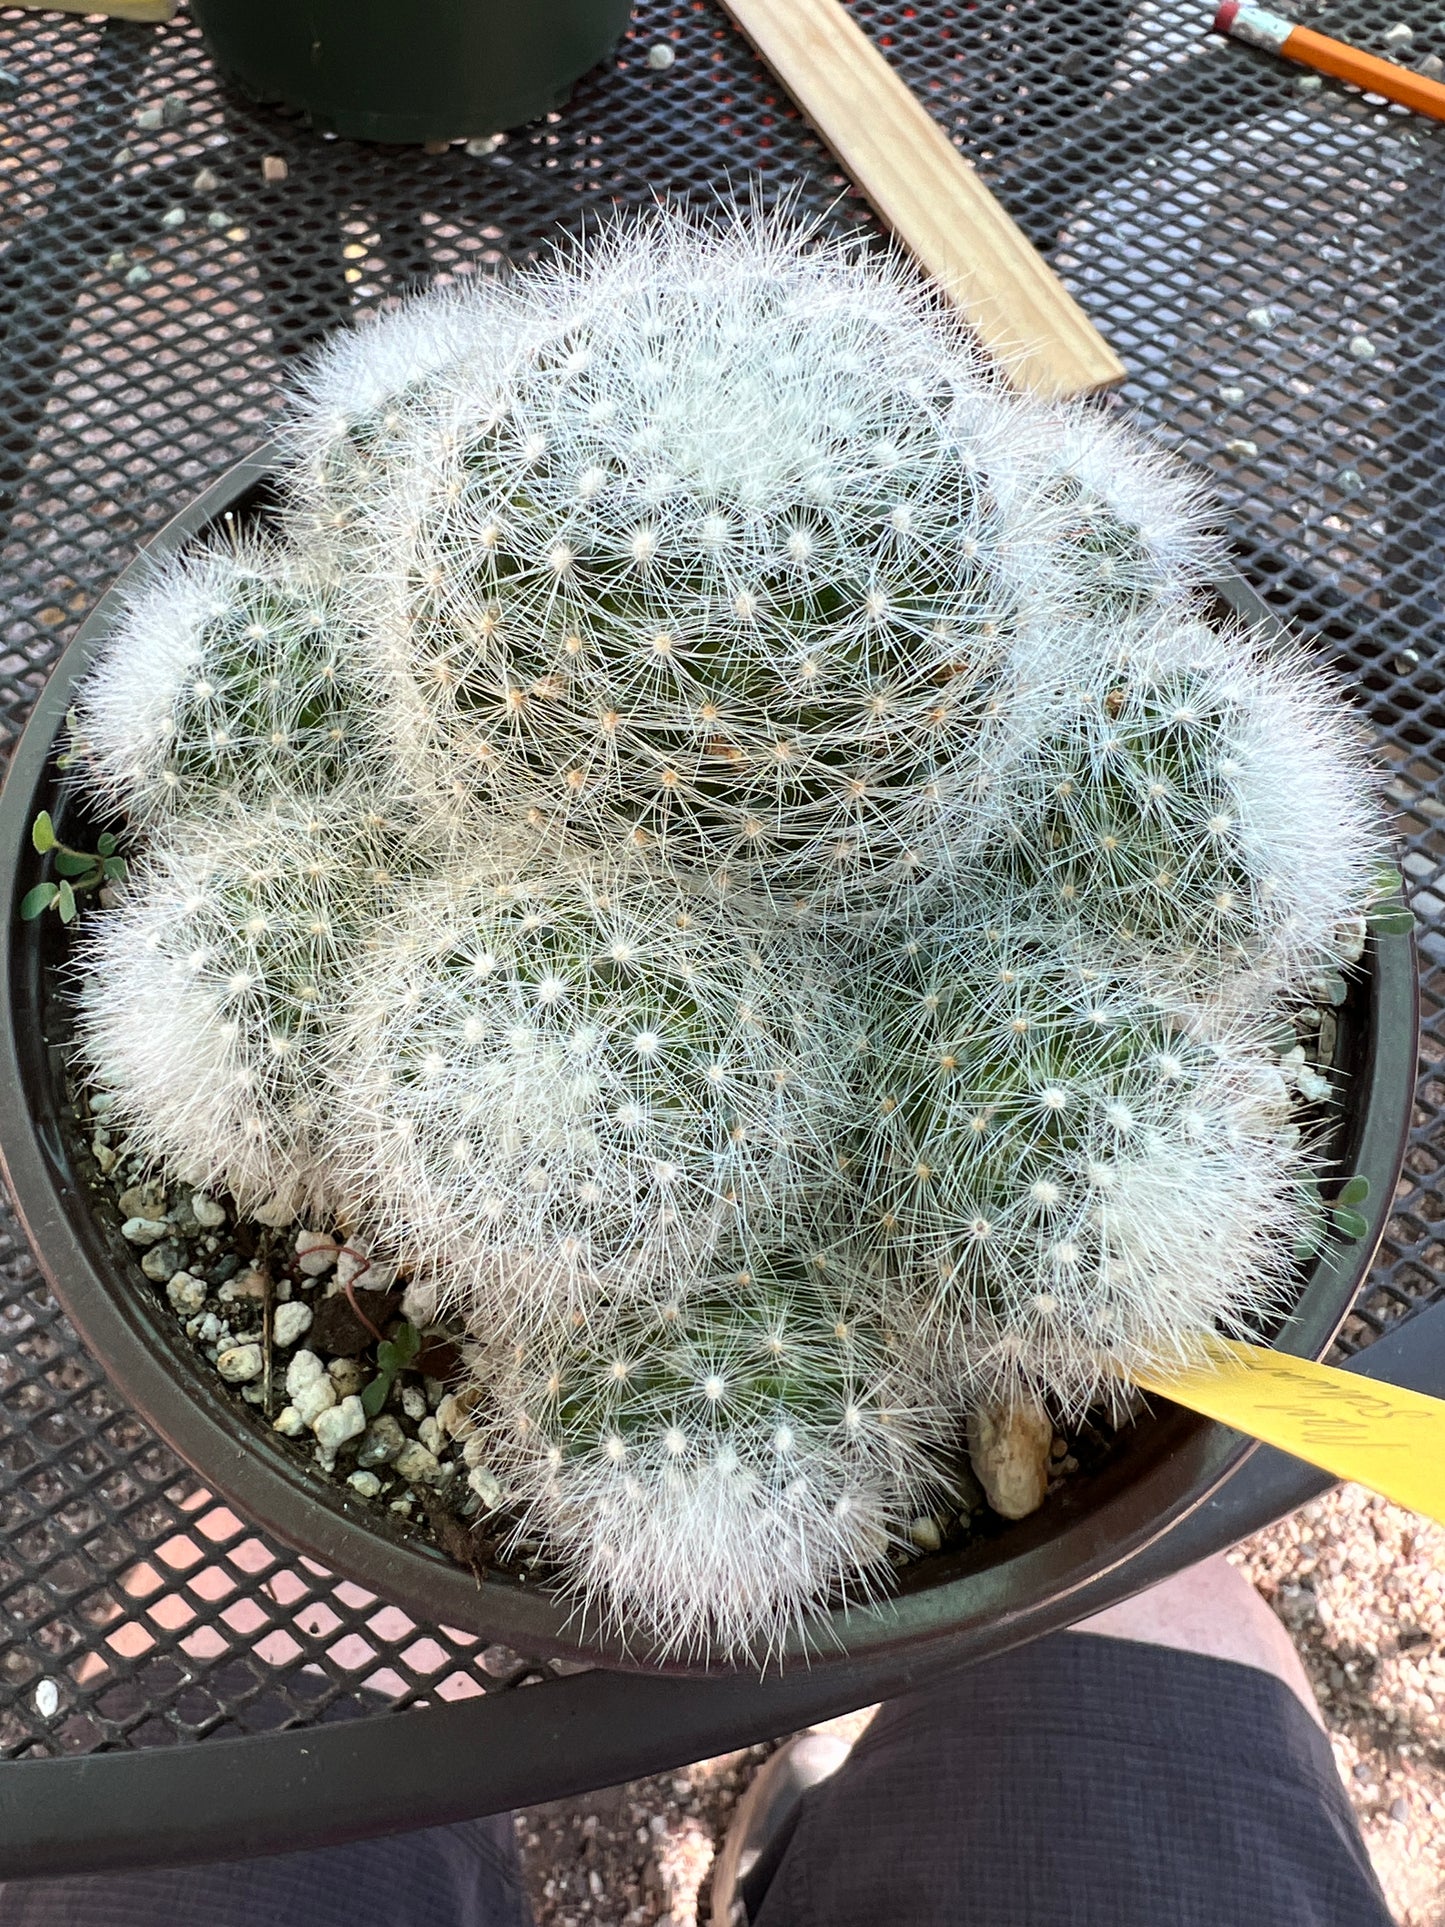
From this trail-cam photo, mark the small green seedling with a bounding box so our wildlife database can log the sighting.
[22,812,125,924]
[360,1319,421,1419]
[1368,866,1413,939]
[1332,1172,1371,1243]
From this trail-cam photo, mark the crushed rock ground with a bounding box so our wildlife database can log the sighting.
[516,1485,1443,1927]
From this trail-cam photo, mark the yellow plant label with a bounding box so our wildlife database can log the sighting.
[1131,1337,1445,1527]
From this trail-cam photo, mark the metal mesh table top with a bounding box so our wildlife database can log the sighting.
[0,0,1441,1766]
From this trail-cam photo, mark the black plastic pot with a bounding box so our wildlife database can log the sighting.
[0,448,1419,1677]
[188,0,634,145]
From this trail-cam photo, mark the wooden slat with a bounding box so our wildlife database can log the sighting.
[722,0,1126,398]
[6,0,177,19]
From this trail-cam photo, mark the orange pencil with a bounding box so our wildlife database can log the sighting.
[1213,3,1445,122]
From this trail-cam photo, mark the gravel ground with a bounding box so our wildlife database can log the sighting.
[1232,1485,1445,1927]
[515,1488,1444,1927]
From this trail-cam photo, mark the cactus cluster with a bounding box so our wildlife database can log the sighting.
[62,205,1387,1660]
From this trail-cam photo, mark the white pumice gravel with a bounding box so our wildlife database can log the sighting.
[285,1349,326,1398]
[348,1470,383,1499]
[468,1465,503,1509]
[121,1216,169,1245]
[335,1243,395,1293]
[295,1229,340,1275]
[252,1193,298,1229]
[327,1357,364,1399]
[272,1300,313,1347]
[313,1395,366,1455]
[357,1416,405,1467]
[293,1374,338,1427]
[216,1343,263,1384]
[191,1193,227,1228]
[273,1406,306,1438]
[393,1441,443,1485]
[166,1271,206,1315]
[223,1267,269,1300]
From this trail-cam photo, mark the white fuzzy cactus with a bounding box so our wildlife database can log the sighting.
[73,785,410,1216]
[471,1252,950,1660]
[68,534,362,828]
[850,915,1313,1418]
[326,208,1189,904]
[328,858,854,1332]
[280,280,512,542]
[54,202,1397,1663]
[977,611,1385,992]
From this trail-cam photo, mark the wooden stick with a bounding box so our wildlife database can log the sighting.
[6,0,176,18]
[721,0,1125,398]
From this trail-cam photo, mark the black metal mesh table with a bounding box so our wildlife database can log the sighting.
[1,0,1443,1870]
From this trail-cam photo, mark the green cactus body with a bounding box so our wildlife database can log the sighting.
[475,1253,952,1658]
[70,538,361,828]
[73,787,411,1215]
[330,863,854,1328]
[853,920,1309,1415]
[982,623,1382,990]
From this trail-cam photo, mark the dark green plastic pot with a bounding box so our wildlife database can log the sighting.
[188,0,634,144]
[0,449,1420,1677]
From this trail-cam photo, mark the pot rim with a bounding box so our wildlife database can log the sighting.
[0,446,1419,1677]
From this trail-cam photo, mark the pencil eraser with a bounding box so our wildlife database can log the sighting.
[1213,0,1241,30]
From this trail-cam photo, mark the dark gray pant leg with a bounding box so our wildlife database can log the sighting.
[751,1632,1391,1927]
[0,1815,531,1927]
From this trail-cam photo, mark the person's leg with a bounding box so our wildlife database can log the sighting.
[0,1816,532,1927]
[1073,1552,1325,1725]
[730,1560,1388,1927]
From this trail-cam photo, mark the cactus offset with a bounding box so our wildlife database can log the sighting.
[329,859,854,1330]
[69,535,361,828]
[978,614,1386,992]
[471,1252,951,1660]
[73,785,410,1216]
[850,915,1313,1417]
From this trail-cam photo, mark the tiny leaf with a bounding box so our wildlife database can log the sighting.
[96,832,117,858]
[1333,1206,1369,1241]
[1370,909,1414,938]
[1337,1174,1370,1208]
[56,880,77,924]
[391,1320,422,1368]
[1372,864,1404,900]
[52,849,94,878]
[360,1374,390,1420]
[30,812,55,854]
[102,856,127,882]
[20,882,59,920]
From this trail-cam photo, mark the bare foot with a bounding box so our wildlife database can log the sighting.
[1073,1553,1324,1727]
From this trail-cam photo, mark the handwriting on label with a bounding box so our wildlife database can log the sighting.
[1131,1338,1445,1526]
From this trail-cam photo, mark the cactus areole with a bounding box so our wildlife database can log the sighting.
[0,209,1416,1671]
